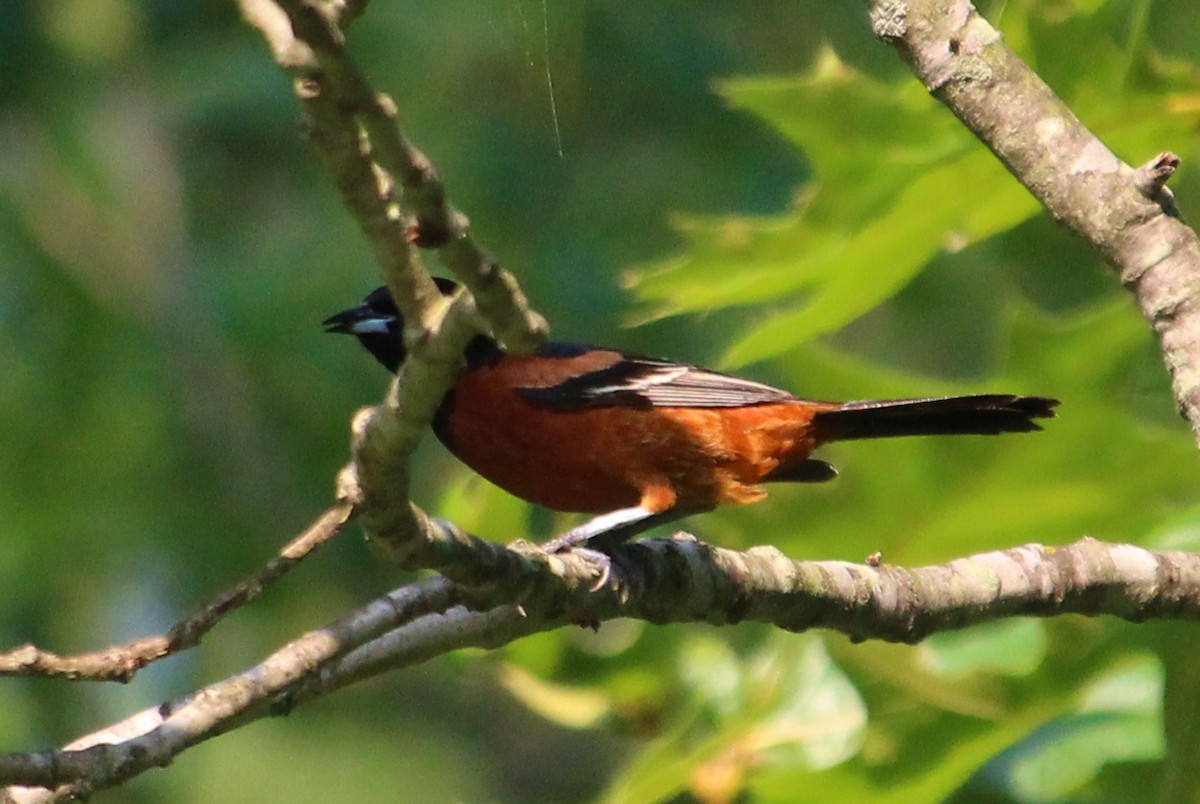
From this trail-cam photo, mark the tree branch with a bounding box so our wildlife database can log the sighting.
[1,574,463,802]
[868,0,1200,442]
[11,2,1196,799]
[279,0,547,351]
[4,537,1199,798]
[240,0,549,567]
[0,503,352,683]
[247,0,547,350]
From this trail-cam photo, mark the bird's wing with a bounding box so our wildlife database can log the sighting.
[515,348,798,410]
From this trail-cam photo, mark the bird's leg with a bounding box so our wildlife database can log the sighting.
[542,506,705,590]
[542,505,702,554]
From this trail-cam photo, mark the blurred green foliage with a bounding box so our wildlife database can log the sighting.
[2,0,1200,801]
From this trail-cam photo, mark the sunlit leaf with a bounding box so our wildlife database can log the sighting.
[921,619,1048,679]
[497,662,613,729]
[606,635,866,802]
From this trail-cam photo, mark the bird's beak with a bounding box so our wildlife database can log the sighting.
[322,304,393,335]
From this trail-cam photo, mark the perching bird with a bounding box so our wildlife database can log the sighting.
[325,280,1058,549]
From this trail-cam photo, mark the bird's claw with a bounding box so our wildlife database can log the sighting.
[541,534,617,591]
[573,547,614,591]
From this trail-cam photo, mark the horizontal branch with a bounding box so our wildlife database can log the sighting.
[4,536,1197,798]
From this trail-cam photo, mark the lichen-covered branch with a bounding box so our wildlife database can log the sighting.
[239,0,547,567]
[4,536,1199,799]
[0,575,463,803]
[868,0,1200,443]
[254,0,547,352]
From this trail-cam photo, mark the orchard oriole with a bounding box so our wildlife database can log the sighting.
[325,281,1058,549]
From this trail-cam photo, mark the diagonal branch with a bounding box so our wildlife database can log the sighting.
[0,575,465,802]
[240,0,443,330]
[254,0,547,351]
[868,0,1200,444]
[0,503,352,683]
[279,0,547,352]
[4,536,1200,799]
[240,0,547,567]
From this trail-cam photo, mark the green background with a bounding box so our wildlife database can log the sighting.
[3,0,1200,801]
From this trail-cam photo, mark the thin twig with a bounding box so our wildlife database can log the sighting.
[0,503,353,682]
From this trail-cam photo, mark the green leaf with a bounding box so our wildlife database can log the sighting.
[718,151,1038,367]
[921,619,1048,679]
[751,710,1047,804]
[604,635,866,803]
[497,661,613,729]
[625,48,1040,366]
[960,653,1164,801]
[747,637,867,770]
[627,2,1200,369]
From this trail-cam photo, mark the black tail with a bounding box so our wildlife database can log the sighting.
[813,395,1059,442]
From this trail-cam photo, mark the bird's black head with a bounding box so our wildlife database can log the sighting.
[323,278,459,372]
